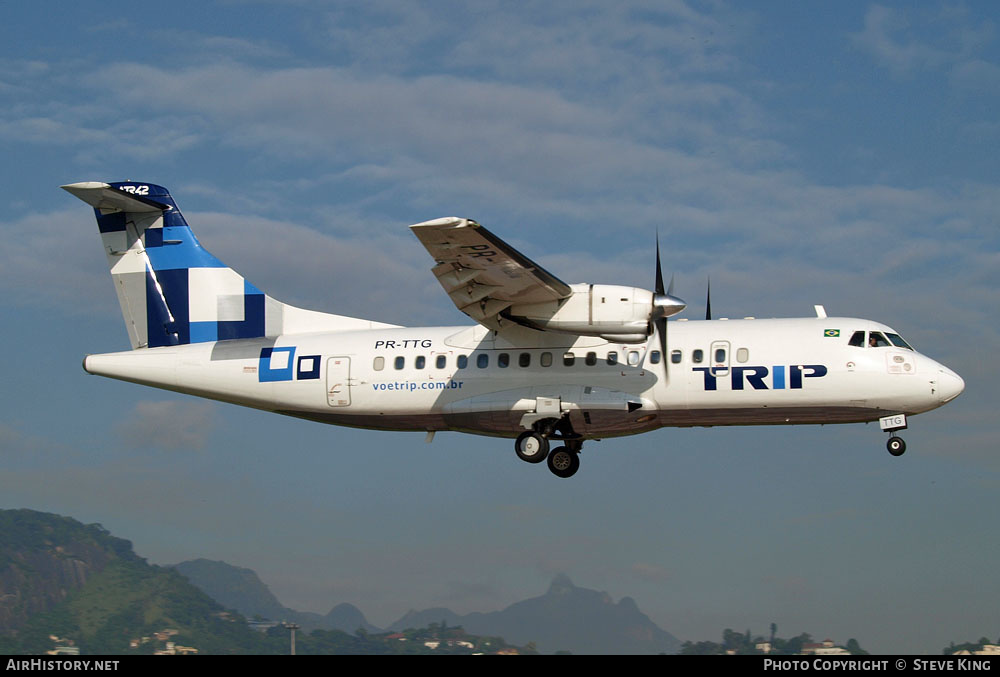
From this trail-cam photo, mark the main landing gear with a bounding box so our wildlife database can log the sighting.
[514,419,583,478]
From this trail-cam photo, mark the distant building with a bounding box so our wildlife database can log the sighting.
[954,645,1000,656]
[46,636,79,656]
[47,646,80,656]
[248,620,281,632]
[802,639,850,656]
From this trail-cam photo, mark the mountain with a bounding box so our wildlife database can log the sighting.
[389,574,680,654]
[0,509,266,654]
[172,559,292,623]
[172,558,378,633]
[1,509,670,654]
[171,561,680,653]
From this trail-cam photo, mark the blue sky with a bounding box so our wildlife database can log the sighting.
[1,1,997,654]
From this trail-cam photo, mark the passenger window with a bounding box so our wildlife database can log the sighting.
[606,352,618,366]
[693,349,703,363]
[415,356,425,369]
[540,352,553,367]
[585,352,597,366]
[848,331,865,347]
[457,355,468,369]
[714,348,726,363]
[394,356,405,370]
[670,350,681,364]
[435,355,446,369]
[736,348,749,363]
[519,352,531,367]
[477,354,489,368]
[650,351,661,364]
[373,356,385,371]
[628,351,640,366]
[563,352,576,367]
[498,353,510,368]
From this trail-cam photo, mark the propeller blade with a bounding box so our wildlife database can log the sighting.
[647,232,685,378]
[656,316,667,366]
[655,232,665,296]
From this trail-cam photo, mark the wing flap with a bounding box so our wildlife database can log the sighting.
[411,217,572,330]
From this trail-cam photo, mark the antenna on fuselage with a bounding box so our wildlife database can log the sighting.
[705,277,712,321]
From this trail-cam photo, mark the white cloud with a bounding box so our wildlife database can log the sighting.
[851,4,1000,88]
[0,208,115,315]
[115,400,217,451]
[630,561,671,583]
[850,5,947,74]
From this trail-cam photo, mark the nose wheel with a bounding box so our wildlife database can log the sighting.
[880,414,908,457]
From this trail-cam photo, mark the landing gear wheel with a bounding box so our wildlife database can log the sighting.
[887,436,906,456]
[515,431,549,464]
[546,446,580,478]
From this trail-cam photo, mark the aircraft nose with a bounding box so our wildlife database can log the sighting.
[936,367,965,404]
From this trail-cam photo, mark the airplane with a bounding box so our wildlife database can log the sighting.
[62,181,965,478]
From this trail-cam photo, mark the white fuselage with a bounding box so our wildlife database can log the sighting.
[84,316,964,440]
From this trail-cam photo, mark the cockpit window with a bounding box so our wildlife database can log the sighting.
[848,331,865,347]
[885,333,913,350]
[868,332,891,348]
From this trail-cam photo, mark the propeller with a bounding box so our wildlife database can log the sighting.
[649,233,686,371]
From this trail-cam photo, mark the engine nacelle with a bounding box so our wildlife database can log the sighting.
[507,284,656,342]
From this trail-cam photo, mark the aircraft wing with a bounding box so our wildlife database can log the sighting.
[410,218,572,330]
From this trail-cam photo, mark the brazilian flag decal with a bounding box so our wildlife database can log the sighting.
[824,329,840,337]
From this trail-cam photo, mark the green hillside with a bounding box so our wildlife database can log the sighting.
[0,509,529,655]
[0,509,266,654]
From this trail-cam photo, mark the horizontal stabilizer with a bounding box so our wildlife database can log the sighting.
[61,182,166,214]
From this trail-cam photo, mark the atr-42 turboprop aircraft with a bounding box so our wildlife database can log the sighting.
[63,181,964,478]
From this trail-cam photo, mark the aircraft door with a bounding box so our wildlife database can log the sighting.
[326,356,351,407]
[710,341,730,378]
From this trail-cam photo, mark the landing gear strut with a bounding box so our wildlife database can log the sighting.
[513,418,583,478]
[879,414,908,457]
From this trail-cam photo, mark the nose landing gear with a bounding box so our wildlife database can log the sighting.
[880,414,908,457]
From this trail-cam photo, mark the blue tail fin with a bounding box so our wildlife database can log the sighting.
[63,181,267,348]
[64,181,397,349]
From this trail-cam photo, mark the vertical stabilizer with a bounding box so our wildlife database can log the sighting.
[63,181,395,349]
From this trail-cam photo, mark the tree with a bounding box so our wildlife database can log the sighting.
[846,638,868,655]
